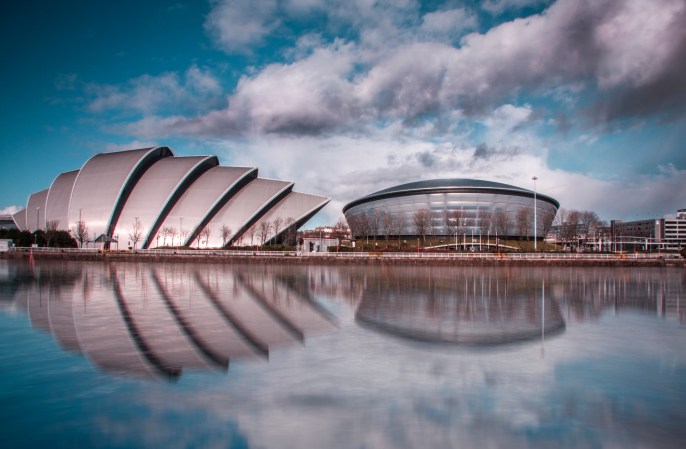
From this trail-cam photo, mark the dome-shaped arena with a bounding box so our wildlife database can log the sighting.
[13,147,329,248]
[343,179,559,242]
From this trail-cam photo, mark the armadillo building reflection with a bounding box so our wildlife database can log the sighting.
[7,261,336,380]
[356,268,565,345]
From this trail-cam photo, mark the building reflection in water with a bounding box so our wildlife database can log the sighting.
[1,261,337,381]
[1,261,684,379]
[355,267,565,346]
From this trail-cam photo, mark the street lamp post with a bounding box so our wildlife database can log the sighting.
[179,217,183,250]
[35,207,39,246]
[532,176,538,252]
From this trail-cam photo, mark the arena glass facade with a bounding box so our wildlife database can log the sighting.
[13,147,329,248]
[343,179,559,240]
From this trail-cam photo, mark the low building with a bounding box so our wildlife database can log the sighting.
[0,239,13,252]
[611,209,686,250]
[302,237,339,252]
[0,215,17,230]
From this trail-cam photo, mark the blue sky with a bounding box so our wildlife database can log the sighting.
[1,0,685,225]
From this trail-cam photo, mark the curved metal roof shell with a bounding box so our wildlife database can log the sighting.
[45,170,79,231]
[12,208,27,231]
[19,147,329,248]
[110,155,218,248]
[200,178,293,248]
[68,147,172,240]
[26,189,49,232]
[343,178,559,212]
[151,166,257,248]
[248,192,331,245]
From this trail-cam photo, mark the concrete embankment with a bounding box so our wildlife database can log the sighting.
[1,251,684,267]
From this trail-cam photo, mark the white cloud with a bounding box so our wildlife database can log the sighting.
[204,0,280,53]
[125,0,686,140]
[0,205,22,215]
[420,8,478,39]
[98,0,686,223]
[86,65,222,115]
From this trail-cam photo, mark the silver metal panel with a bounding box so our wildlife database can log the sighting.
[151,166,256,248]
[27,189,49,232]
[12,208,27,231]
[112,156,213,247]
[249,192,331,244]
[67,147,171,242]
[345,191,558,238]
[45,170,79,231]
[198,178,293,248]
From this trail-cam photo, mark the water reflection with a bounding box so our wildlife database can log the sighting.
[356,270,565,346]
[0,261,336,380]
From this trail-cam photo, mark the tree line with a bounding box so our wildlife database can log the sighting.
[347,207,557,248]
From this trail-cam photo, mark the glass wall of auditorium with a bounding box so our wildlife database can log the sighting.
[345,192,558,238]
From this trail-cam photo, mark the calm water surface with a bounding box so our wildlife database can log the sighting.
[1,260,685,449]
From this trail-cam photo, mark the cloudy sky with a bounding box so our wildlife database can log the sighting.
[1,0,685,225]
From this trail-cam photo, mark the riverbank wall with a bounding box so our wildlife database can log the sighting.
[2,251,684,267]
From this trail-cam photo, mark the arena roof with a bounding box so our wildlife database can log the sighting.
[343,178,559,212]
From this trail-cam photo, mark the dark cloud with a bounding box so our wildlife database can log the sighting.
[417,151,436,167]
[588,27,686,125]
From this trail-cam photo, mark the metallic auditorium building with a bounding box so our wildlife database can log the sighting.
[13,147,330,248]
[343,179,559,240]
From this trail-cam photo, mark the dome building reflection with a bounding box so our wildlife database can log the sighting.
[356,269,565,345]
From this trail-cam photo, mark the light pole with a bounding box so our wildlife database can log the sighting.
[532,176,538,252]
[179,217,183,250]
[35,207,39,246]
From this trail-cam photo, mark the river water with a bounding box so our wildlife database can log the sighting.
[0,260,684,449]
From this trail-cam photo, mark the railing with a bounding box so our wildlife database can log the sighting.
[7,246,681,260]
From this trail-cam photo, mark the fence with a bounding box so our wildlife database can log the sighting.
[7,247,681,260]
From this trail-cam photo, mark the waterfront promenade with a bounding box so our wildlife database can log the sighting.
[2,247,684,267]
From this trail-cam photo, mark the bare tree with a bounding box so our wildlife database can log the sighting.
[45,219,59,247]
[516,208,531,247]
[283,217,296,246]
[381,212,394,247]
[129,217,143,249]
[220,224,232,247]
[160,226,170,246]
[245,225,258,249]
[74,219,89,248]
[560,209,581,249]
[199,226,212,248]
[370,211,382,244]
[579,210,600,249]
[541,208,557,247]
[168,226,178,248]
[392,213,407,239]
[332,218,349,240]
[179,226,188,247]
[272,217,283,241]
[413,209,432,244]
[258,221,272,247]
[477,208,492,249]
[443,210,454,239]
[448,209,466,249]
[493,209,510,250]
[357,213,372,244]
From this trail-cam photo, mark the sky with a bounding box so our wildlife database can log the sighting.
[1,0,685,226]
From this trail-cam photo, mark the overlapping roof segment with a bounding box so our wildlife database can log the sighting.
[151,166,257,248]
[68,147,172,241]
[17,147,329,247]
[111,155,218,248]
